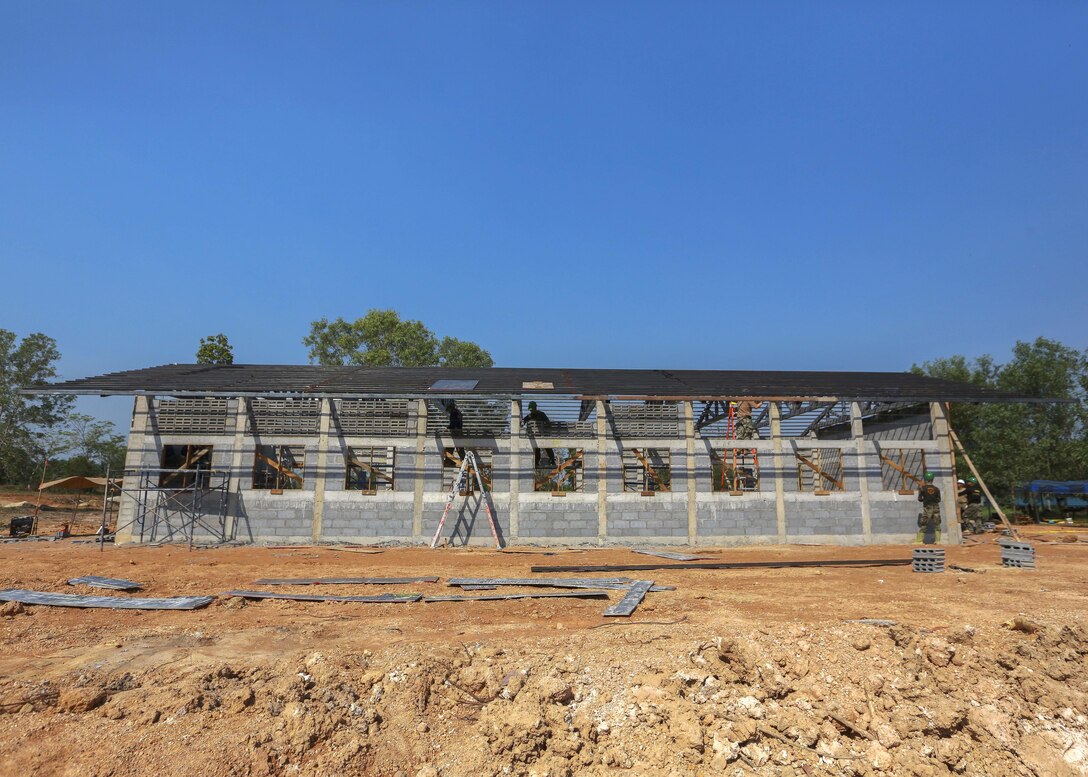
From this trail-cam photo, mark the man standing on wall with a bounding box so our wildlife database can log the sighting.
[917,471,942,544]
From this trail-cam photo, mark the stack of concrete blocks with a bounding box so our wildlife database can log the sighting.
[999,538,1036,569]
[912,547,945,573]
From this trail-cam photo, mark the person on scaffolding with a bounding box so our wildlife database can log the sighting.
[917,471,942,544]
[960,476,984,534]
[733,400,760,440]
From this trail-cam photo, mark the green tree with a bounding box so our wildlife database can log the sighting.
[912,337,1088,502]
[303,310,493,368]
[57,413,126,475]
[0,329,73,484]
[196,334,234,365]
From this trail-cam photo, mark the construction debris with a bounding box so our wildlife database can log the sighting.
[252,577,438,585]
[67,576,142,591]
[223,590,421,603]
[602,580,654,617]
[531,558,913,573]
[0,589,213,610]
[423,591,609,603]
[632,549,714,561]
[324,546,384,554]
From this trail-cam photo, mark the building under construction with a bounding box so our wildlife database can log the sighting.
[30,365,1037,547]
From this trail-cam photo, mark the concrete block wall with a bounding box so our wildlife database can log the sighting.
[697,499,778,539]
[114,397,956,547]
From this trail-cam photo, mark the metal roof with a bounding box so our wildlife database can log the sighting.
[23,363,1048,403]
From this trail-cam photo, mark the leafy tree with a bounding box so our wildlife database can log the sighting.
[196,334,234,365]
[912,337,1088,502]
[303,310,493,368]
[0,329,73,484]
[57,413,126,475]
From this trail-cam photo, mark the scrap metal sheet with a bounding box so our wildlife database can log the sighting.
[253,577,439,585]
[632,550,714,562]
[423,591,609,603]
[0,589,212,610]
[225,590,421,603]
[68,576,142,591]
[603,580,655,617]
[447,577,673,592]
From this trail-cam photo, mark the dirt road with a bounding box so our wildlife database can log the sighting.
[1,539,1086,776]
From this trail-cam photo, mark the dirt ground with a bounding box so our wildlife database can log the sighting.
[1,528,1087,777]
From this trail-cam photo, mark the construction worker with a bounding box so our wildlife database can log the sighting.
[733,400,760,440]
[961,476,984,534]
[523,401,553,467]
[917,471,942,544]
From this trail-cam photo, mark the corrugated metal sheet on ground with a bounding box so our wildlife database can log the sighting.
[0,589,212,610]
[225,590,420,603]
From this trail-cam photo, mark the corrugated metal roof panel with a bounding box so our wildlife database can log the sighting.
[23,363,1051,403]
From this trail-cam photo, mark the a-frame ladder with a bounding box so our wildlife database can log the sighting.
[430,450,502,548]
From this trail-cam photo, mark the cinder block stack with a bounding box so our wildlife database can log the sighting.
[999,538,1036,569]
[912,547,945,573]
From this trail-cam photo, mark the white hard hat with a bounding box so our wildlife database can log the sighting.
[958,479,965,484]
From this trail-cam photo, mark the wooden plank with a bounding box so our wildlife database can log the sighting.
[531,558,913,573]
[603,580,654,617]
[630,448,671,492]
[878,452,924,487]
[947,428,1019,539]
[255,451,304,483]
[795,451,844,491]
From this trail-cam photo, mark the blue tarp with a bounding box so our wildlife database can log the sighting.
[1021,480,1088,495]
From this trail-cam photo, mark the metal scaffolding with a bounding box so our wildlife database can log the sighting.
[116,467,231,549]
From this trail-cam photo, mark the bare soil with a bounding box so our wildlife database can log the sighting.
[1,537,1087,776]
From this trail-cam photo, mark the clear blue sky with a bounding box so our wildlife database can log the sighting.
[2,2,1086,430]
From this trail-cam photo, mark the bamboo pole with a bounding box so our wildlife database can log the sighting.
[947,428,1019,540]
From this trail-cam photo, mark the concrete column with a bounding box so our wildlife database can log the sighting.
[596,400,608,545]
[310,398,332,543]
[412,399,427,540]
[115,396,152,544]
[770,402,787,543]
[509,399,521,541]
[225,397,249,541]
[683,400,697,545]
[930,401,962,545]
[851,402,874,544]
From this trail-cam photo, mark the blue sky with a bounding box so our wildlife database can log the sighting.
[2,2,1086,430]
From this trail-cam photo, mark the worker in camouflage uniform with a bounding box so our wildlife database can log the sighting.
[961,476,984,534]
[733,400,760,440]
[917,471,942,544]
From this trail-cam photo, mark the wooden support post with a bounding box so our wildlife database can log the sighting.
[770,402,787,543]
[947,426,1019,540]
